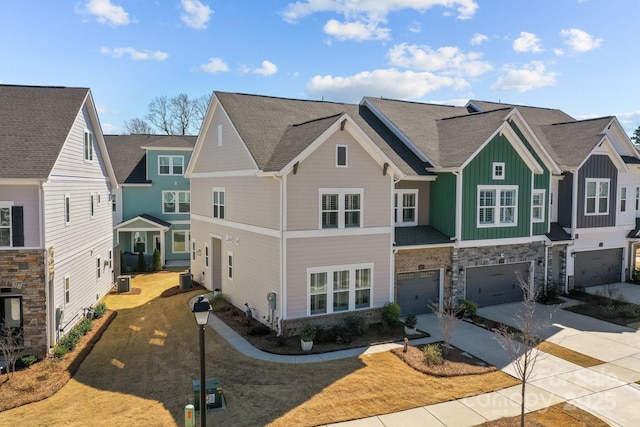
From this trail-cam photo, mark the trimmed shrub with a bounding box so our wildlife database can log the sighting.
[151,248,163,272]
[457,300,477,318]
[423,344,444,366]
[19,355,38,368]
[344,315,368,336]
[381,302,401,328]
[93,302,107,318]
[76,318,93,335]
[52,345,68,358]
[135,251,147,272]
[209,293,232,313]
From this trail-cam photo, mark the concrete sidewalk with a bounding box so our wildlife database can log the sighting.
[584,281,640,304]
[199,292,639,426]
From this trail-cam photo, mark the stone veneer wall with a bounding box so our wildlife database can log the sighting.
[0,249,47,357]
[453,242,546,303]
[281,308,382,338]
[394,247,453,300]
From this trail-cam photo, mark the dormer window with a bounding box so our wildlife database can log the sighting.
[336,145,348,167]
[492,162,505,180]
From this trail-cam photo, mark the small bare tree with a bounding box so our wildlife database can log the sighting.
[432,298,459,355]
[122,117,152,134]
[0,320,23,380]
[496,272,553,427]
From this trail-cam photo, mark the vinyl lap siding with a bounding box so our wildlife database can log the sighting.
[461,134,532,240]
[0,184,41,247]
[286,131,391,231]
[395,181,430,225]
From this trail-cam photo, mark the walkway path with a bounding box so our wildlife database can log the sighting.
[199,293,640,426]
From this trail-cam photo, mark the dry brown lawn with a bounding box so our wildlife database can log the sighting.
[536,341,604,368]
[476,403,610,427]
[0,271,602,426]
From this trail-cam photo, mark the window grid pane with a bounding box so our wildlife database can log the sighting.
[321,194,339,228]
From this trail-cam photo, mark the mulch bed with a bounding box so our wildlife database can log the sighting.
[213,306,430,355]
[391,343,497,377]
[160,284,206,298]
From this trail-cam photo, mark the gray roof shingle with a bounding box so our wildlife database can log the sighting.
[0,85,90,179]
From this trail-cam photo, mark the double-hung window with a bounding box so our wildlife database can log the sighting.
[90,194,95,218]
[308,264,373,315]
[163,191,190,214]
[478,186,518,227]
[585,179,609,215]
[319,189,363,229]
[64,194,71,225]
[213,188,225,219]
[620,187,627,212]
[158,155,184,175]
[133,232,146,253]
[173,230,190,253]
[532,190,545,223]
[394,190,418,226]
[0,204,12,246]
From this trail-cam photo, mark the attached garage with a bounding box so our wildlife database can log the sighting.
[466,262,529,307]
[397,270,440,315]
[574,248,622,287]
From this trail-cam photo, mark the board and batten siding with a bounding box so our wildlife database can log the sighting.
[461,134,533,240]
[190,218,281,321]
[192,103,256,173]
[0,184,41,247]
[285,234,392,319]
[190,176,280,230]
[557,172,573,228]
[286,131,392,231]
[429,172,456,237]
[394,181,430,225]
[577,155,618,228]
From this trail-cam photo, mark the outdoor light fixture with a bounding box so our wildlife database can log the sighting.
[458,267,464,274]
[538,260,543,267]
[192,296,212,426]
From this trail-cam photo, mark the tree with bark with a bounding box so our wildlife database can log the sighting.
[496,272,553,427]
[140,92,212,136]
[0,320,23,379]
[432,297,459,355]
[122,117,152,134]
[632,125,640,146]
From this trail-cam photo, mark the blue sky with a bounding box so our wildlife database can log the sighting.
[2,0,639,135]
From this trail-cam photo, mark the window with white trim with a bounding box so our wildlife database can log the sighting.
[158,155,184,175]
[111,193,116,212]
[308,264,372,315]
[585,179,609,215]
[172,230,190,253]
[319,189,362,229]
[636,187,639,211]
[205,244,209,268]
[90,193,95,218]
[84,130,93,161]
[213,188,225,219]
[96,257,101,279]
[492,162,505,180]
[65,276,70,304]
[394,190,418,226]
[163,191,190,214]
[621,186,627,212]
[478,186,518,227]
[133,231,146,253]
[0,204,12,247]
[217,124,223,147]
[532,190,545,223]
[64,194,71,225]
[336,145,348,167]
[228,251,234,280]
[0,294,22,330]
[192,240,196,261]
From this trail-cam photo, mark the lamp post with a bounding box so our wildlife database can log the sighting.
[192,296,212,427]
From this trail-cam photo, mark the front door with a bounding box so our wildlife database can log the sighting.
[154,235,161,252]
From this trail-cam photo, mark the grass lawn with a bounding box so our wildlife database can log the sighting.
[563,288,640,328]
[0,272,607,426]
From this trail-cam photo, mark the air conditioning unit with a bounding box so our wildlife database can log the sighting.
[117,275,131,292]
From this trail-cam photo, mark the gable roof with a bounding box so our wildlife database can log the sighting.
[104,134,196,184]
[214,92,428,176]
[0,84,91,179]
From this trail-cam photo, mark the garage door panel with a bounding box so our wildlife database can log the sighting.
[397,270,439,315]
[574,248,622,287]
[466,263,529,307]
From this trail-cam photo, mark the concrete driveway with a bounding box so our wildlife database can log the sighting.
[478,298,640,427]
[584,281,640,304]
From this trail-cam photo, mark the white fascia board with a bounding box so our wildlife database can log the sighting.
[85,91,119,190]
[115,216,169,231]
[577,136,628,173]
[459,122,544,174]
[506,109,562,175]
[605,117,640,158]
[278,113,404,179]
[186,95,218,177]
[121,183,152,187]
[398,175,437,182]
[361,98,434,165]
[141,146,194,152]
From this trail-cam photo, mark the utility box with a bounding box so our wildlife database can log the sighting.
[117,275,131,292]
[267,292,277,310]
[180,273,193,289]
[192,378,223,411]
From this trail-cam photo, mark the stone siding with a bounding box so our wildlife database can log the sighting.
[394,247,453,300]
[0,249,47,357]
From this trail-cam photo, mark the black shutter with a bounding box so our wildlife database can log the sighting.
[11,206,24,247]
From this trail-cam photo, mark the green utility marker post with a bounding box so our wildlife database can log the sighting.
[185,404,195,427]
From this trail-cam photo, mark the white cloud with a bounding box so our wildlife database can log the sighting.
[387,43,493,78]
[491,61,558,92]
[323,19,390,41]
[240,60,278,76]
[200,57,229,74]
[470,33,488,45]
[282,0,478,40]
[408,22,422,33]
[100,47,169,61]
[306,68,463,103]
[558,28,602,54]
[513,32,543,53]
[82,0,130,26]
[181,0,213,30]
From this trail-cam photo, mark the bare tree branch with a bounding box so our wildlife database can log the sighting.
[146,95,174,135]
[122,117,152,134]
[0,319,23,380]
